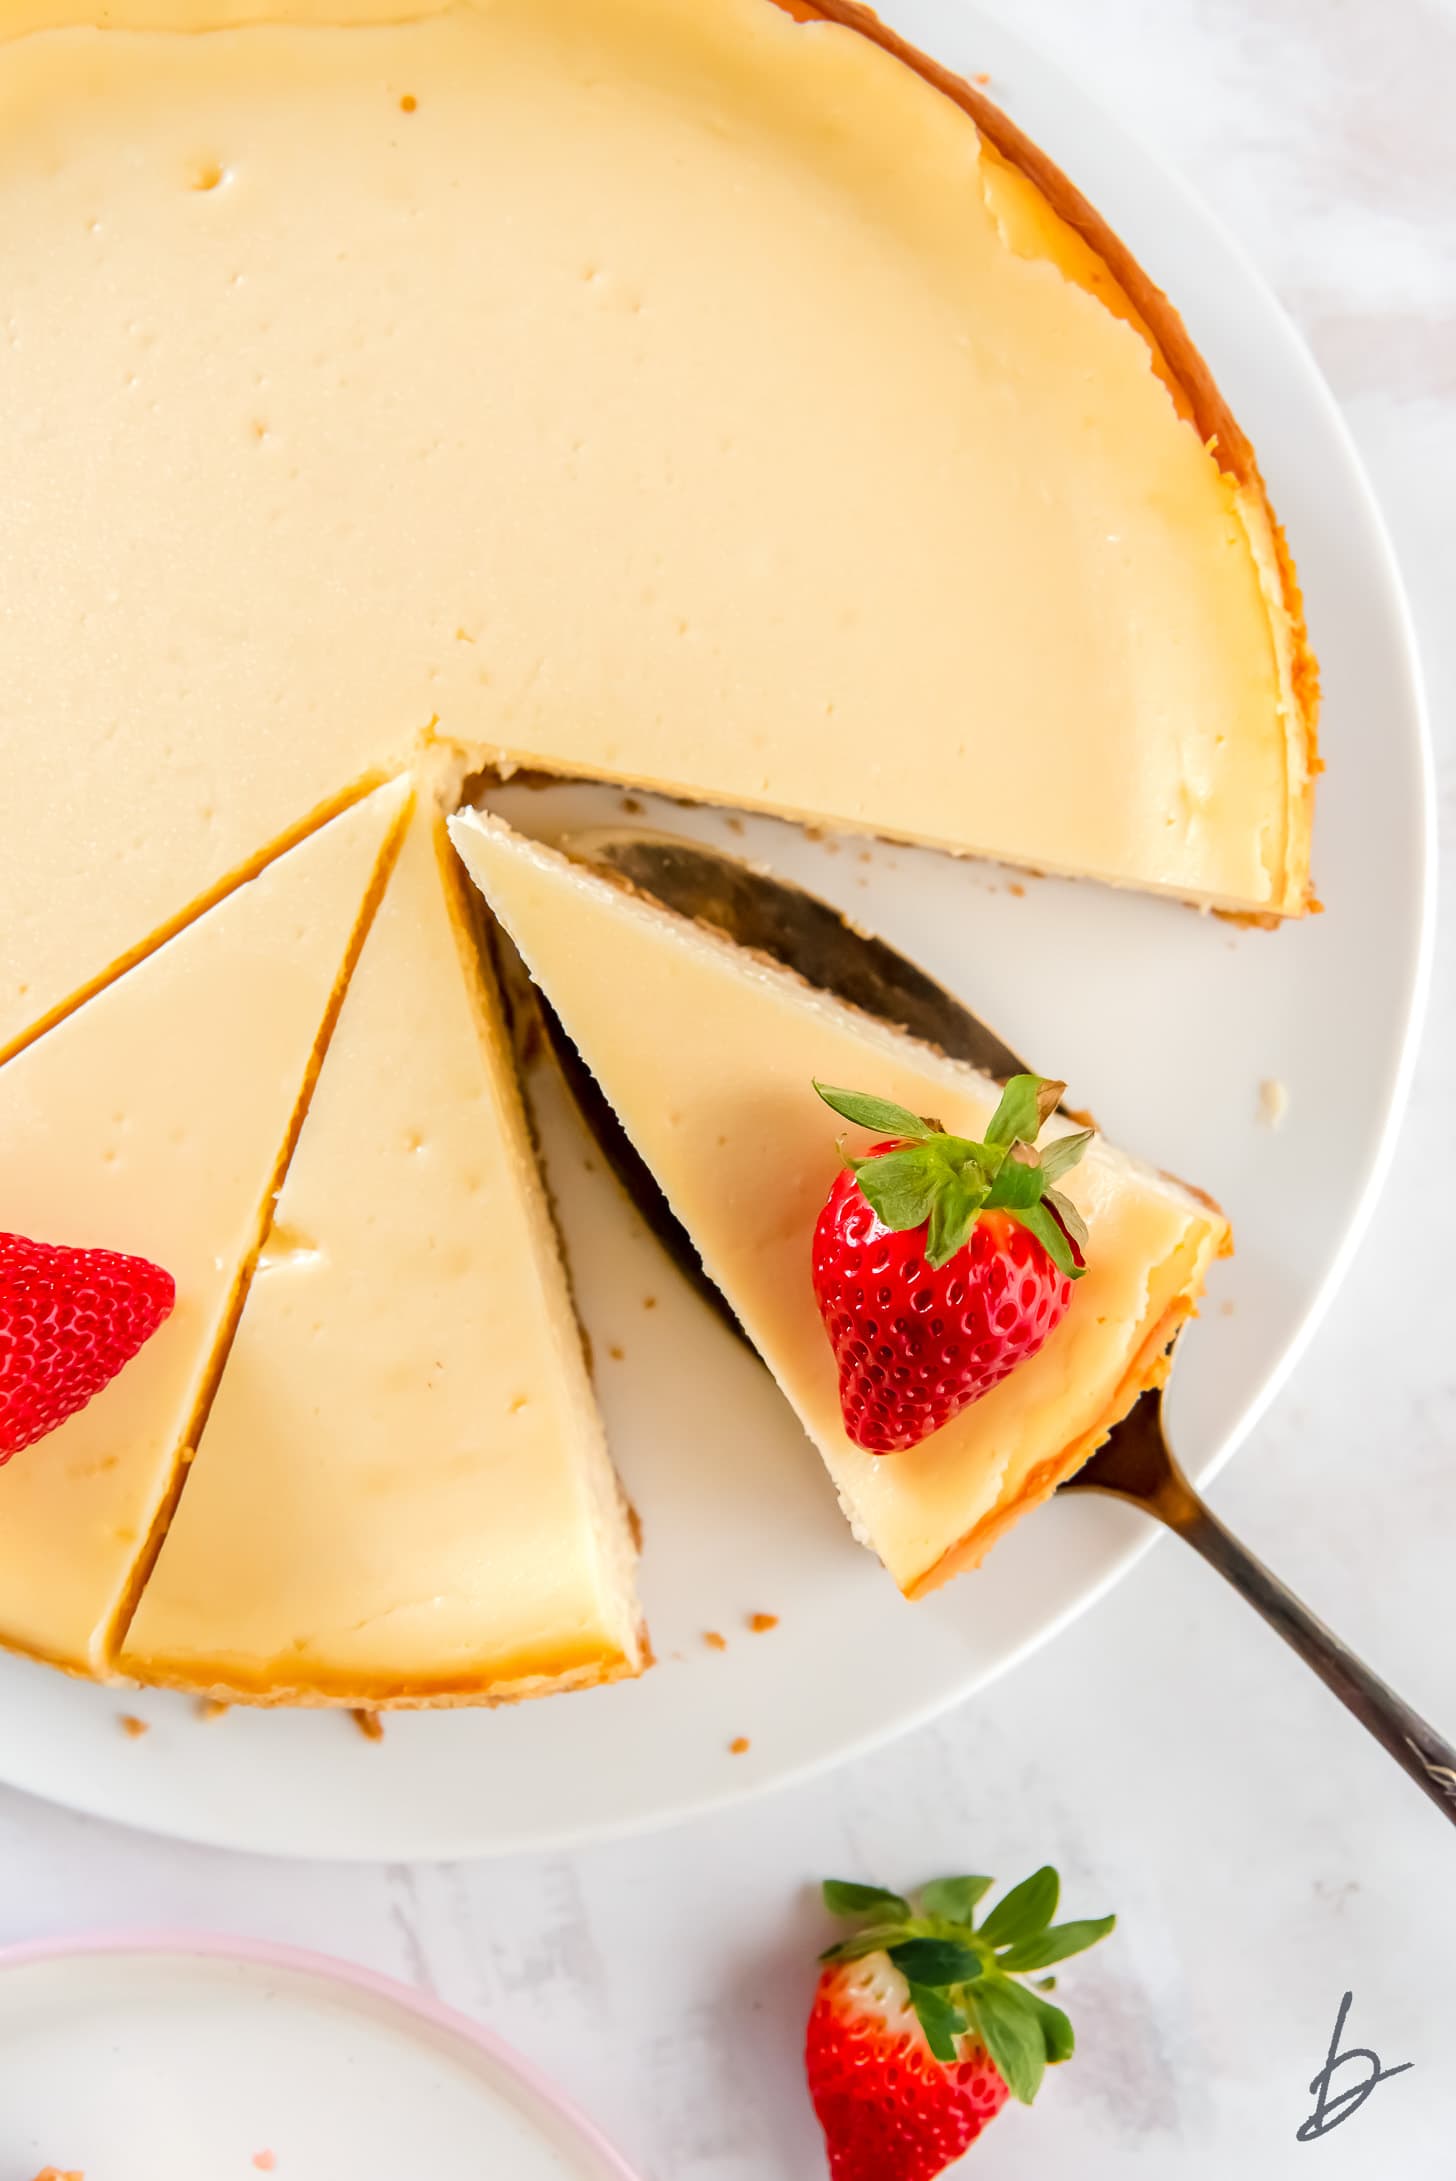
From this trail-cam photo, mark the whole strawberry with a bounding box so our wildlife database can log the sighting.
[811,1073,1091,1452]
[806,1867,1114,2181]
[0,1230,175,1460]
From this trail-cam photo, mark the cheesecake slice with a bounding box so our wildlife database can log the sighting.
[0,779,410,1674]
[121,801,644,1706]
[451,810,1229,1597]
[1,0,1313,1054]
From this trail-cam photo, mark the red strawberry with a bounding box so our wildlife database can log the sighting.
[0,1230,175,1461]
[811,1073,1091,1453]
[807,1952,1007,2180]
[806,1868,1115,2181]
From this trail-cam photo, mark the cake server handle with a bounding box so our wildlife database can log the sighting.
[542,821,1456,1827]
[1091,1417,1456,1829]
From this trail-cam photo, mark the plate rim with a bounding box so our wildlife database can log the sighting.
[0,1928,646,2180]
[0,0,1434,1860]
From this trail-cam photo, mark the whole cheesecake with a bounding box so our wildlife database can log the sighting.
[0,0,1305,1703]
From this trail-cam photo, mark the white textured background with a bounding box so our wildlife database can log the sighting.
[2,2,1453,2174]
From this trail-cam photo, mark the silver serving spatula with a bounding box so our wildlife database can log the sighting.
[537,823,1456,1828]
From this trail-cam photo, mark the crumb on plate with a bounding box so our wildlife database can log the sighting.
[197,1696,230,1723]
[747,1612,779,1633]
[118,1713,148,1738]
[728,1736,750,1755]
[703,1629,727,1651]
[352,1707,384,1743]
[1258,1077,1290,1128]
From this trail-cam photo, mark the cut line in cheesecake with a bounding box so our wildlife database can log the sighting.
[99,777,419,1667]
[0,777,411,1678]
[450,808,1231,1599]
[0,0,1317,1056]
[119,798,645,1706]
[0,766,416,1073]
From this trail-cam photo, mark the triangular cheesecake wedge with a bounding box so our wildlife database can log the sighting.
[121,801,644,1706]
[451,810,1229,1598]
[0,778,411,1674]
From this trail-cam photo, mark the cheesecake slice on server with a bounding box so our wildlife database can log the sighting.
[451,810,1229,1599]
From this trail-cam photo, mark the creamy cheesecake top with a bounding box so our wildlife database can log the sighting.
[122,800,642,1703]
[0,0,1311,1060]
[0,781,407,1672]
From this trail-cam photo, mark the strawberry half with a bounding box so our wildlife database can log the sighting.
[806,1867,1115,2181]
[811,1073,1091,1453]
[0,1230,176,1461]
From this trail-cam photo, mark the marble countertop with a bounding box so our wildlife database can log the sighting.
[2,2,1452,2174]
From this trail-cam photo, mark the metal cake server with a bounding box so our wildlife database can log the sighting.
[537,823,1456,1827]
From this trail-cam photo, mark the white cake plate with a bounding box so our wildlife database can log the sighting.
[0,0,1430,1857]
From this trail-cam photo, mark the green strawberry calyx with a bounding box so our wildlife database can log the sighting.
[818,1866,1116,2106]
[813,1073,1092,1278]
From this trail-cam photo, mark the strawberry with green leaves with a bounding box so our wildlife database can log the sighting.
[811,1073,1092,1453]
[805,1865,1115,2180]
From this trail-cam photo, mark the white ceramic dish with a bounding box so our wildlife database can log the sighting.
[0,0,1430,1858]
[0,1933,642,2178]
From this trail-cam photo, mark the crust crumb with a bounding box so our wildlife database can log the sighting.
[118,1713,148,1738]
[1258,1077,1290,1129]
[352,1708,384,1743]
[728,1735,751,1755]
[253,2156,278,2174]
[197,1697,230,1723]
[703,1630,727,1651]
[747,1612,779,1633]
